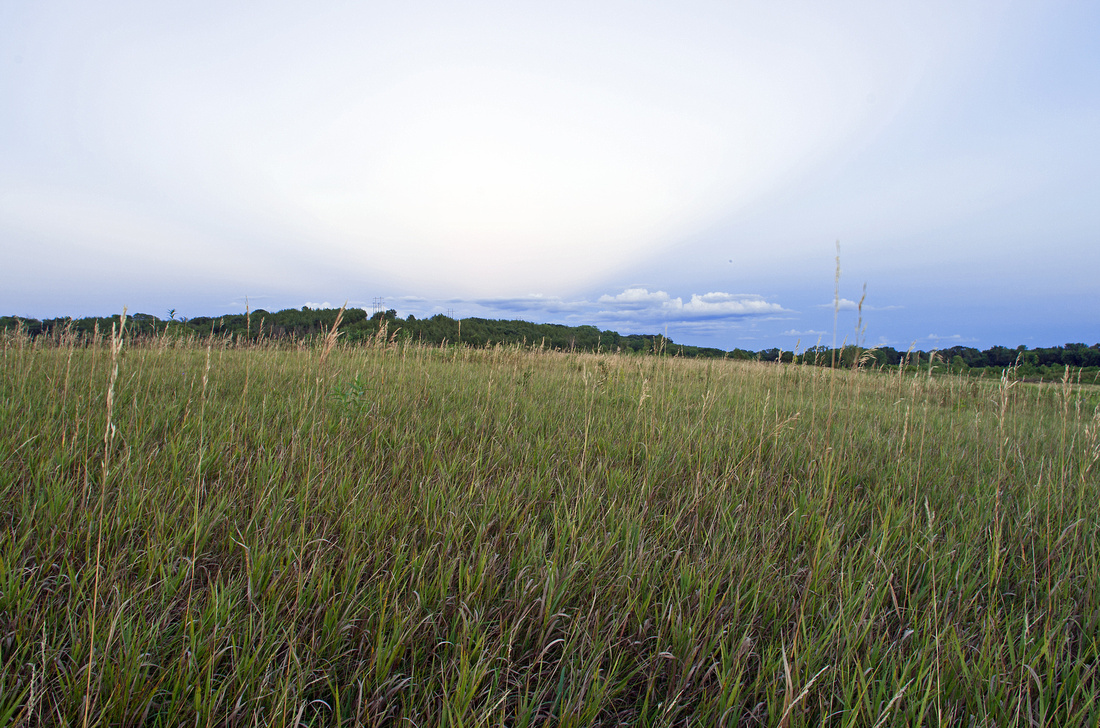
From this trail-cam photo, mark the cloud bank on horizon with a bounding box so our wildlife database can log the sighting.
[1,1,1097,350]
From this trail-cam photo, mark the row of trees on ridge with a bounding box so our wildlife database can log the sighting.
[3,307,1097,380]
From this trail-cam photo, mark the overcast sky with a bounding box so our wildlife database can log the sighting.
[2,1,1097,350]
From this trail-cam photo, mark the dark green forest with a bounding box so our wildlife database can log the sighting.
[3,307,1098,381]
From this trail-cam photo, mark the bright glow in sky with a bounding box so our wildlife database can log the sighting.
[2,1,1098,348]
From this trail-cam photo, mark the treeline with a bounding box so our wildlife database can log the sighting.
[0,308,725,356]
[3,307,1098,379]
[777,343,1100,380]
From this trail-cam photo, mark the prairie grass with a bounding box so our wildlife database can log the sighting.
[1,326,1098,726]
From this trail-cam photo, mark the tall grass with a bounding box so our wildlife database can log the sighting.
[1,325,1098,725]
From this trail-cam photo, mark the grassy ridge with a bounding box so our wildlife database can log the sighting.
[1,326,1098,725]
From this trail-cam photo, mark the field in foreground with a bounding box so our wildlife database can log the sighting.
[1,330,1098,726]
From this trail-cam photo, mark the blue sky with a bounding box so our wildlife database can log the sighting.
[2,1,1097,351]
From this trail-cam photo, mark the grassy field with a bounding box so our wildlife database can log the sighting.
[1,322,1098,726]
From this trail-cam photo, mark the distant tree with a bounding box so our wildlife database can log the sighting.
[984,345,1015,368]
[371,309,398,322]
[1062,343,1098,367]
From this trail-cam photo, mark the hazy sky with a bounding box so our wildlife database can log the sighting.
[3,1,1098,350]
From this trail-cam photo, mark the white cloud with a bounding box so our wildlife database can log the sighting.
[818,297,860,311]
[782,329,829,337]
[597,288,678,308]
[596,288,787,321]
[683,292,785,317]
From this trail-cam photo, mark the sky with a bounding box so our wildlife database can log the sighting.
[2,0,1098,351]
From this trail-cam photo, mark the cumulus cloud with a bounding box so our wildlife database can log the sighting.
[818,297,860,311]
[597,288,679,310]
[597,288,787,321]
[683,292,786,317]
[781,329,829,337]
